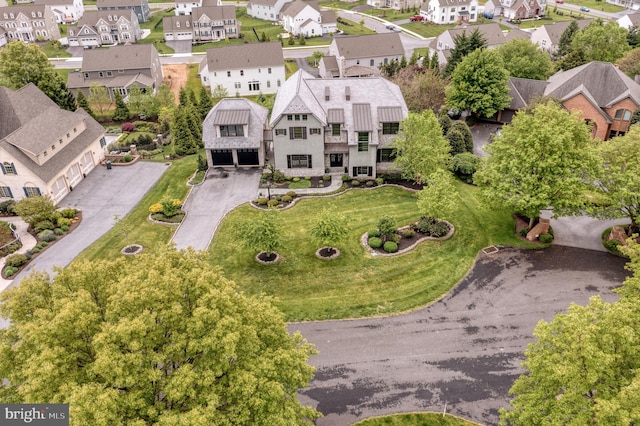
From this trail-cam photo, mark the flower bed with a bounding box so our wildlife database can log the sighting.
[361,219,455,257]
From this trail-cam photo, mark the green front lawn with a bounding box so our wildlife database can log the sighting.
[338,18,377,35]
[361,8,419,21]
[354,412,480,426]
[400,22,455,38]
[559,0,625,12]
[39,41,71,58]
[209,182,535,321]
[319,0,367,10]
[138,9,175,54]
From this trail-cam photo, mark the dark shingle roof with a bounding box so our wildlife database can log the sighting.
[81,44,157,72]
[203,41,284,71]
[507,77,548,110]
[332,33,404,60]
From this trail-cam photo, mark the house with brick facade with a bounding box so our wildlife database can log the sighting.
[0,84,107,205]
[483,0,546,21]
[269,69,408,178]
[493,61,640,140]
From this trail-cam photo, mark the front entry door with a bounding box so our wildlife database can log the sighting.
[330,154,343,167]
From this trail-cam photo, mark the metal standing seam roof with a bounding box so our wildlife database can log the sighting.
[213,110,250,125]
[353,104,373,131]
[377,106,404,123]
[202,98,268,150]
[327,108,344,123]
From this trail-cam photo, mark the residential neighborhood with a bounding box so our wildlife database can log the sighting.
[2,0,640,424]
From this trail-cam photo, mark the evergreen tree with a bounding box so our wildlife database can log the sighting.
[112,92,130,121]
[188,88,199,109]
[409,51,419,66]
[399,55,407,69]
[443,29,487,76]
[178,88,189,106]
[556,20,579,59]
[199,86,213,119]
[430,51,440,72]
[421,53,430,68]
[75,90,95,119]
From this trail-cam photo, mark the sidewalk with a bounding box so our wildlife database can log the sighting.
[0,217,37,292]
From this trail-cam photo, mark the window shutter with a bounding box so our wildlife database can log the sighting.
[303,128,307,139]
[7,187,12,198]
[368,167,372,177]
[308,155,312,168]
[36,188,41,196]
[23,187,28,197]
[0,164,5,175]
[11,163,16,175]
[352,167,357,177]
[287,155,291,168]
[289,127,294,139]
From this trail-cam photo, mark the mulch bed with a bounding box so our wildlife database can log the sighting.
[260,176,329,190]
[514,214,543,245]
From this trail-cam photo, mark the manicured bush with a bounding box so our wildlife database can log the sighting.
[365,180,374,187]
[519,228,528,237]
[149,203,163,214]
[304,176,311,180]
[121,122,135,132]
[281,195,292,203]
[123,154,133,163]
[286,191,296,198]
[351,180,361,186]
[34,220,54,233]
[412,217,437,233]
[59,208,77,219]
[275,195,282,202]
[257,197,268,205]
[0,200,16,215]
[285,176,293,181]
[322,175,331,181]
[60,225,70,232]
[41,233,57,242]
[54,228,64,236]
[4,266,18,277]
[37,241,48,248]
[292,177,300,182]
[383,241,398,253]
[56,217,72,228]
[401,228,415,238]
[368,229,380,238]
[368,237,383,248]
[267,199,279,207]
[539,233,554,244]
[37,229,54,239]
[161,198,182,217]
[5,253,27,268]
[31,247,41,254]
[375,177,384,185]
[342,175,351,182]
[428,222,450,238]
[605,239,621,253]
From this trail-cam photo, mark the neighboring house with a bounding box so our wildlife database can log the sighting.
[494,61,640,141]
[281,0,336,37]
[174,0,219,16]
[617,11,640,29]
[529,19,592,54]
[67,44,163,101]
[33,0,84,23]
[369,0,422,11]
[269,69,408,178]
[0,26,7,46]
[246,0,292,21]
[427,23,529,66]
[483,0,546,20]
[319,33,405,78]
[164,5,239,42]
[0,84,107,205]
[67,10,140,48]
[421,0,478,25]
[199,42,286,96]
[203,98,269,168]
[96,0,149,22]
[608,0,640,11]
[0,4,61,42]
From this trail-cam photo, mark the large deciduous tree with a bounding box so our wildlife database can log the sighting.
[0,41,76,111]
[446,49,511,118]
[500,239,640,425]
[589,127,640,234]
[571,20,630,63]
[416,169,458,221]
[616,47,640,79]
[88,83,112,121]
[0,247,319,425]
[393,110,451,184]
[496,39,553,80]
[393,66,448,113]
[474,101,600,228]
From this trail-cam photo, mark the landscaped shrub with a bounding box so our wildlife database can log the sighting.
[54,228,64,236]
[41,233,57,242]
[401,228,415,238]
[59,208,77,219]
[292,177,300,182]
[60,225,70,232]
[121,122,135,132]
[351,180,361,186]
[5,253,27,268]
[377,216,396,239]
[323,175,331,181]
[413,217,436,233]
[365,180,374,187]
[375,177,384,185]
[123,154,133,163]
[304,176,311,180]
[257,197,268,205]
[0,200,16,215]
[37,241,48,248]
[275,195,282,201]
[342,175,351,182]
[31,247,40,254]
[368,229,380,238]
[539,233,554,244]
[267,199,279,207]
[285,176,293,181]
[519,228,528,237]
[368,237,383,248]
[605,239,621,253]
[428,221,450,238]
[281,195,292,203]
[286,191,296,198]
[4,266,18,277]
[383,241,398,253]
[149,203,163,213]
[56,217,71,228]
[34,221,54,233]
[161,198,182,217]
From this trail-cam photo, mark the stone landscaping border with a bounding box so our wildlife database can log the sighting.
[315,247,341,260]
[121,244,143,256]
[255,251,281,265]
[360,221,455,257]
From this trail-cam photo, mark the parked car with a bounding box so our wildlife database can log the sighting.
[556,0,564,3]
[483,12,494,19]
[580,6,590,11]
[410,15,424,21]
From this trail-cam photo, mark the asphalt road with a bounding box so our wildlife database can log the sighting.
[290,246,629,425]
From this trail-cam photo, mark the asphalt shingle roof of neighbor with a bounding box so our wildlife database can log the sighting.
[34,0,75,6]
[445,23,508,47]
[507,77,548,110]
[281,0,319,16]
[81,44,156,72]
[270,70,408,147]
[320,55,339,72]
[433,0,474,6]
[76,10,134,27]
[96,0,143,7]
[504,27,531,42]
[248,0,281,6]
[320,10,336,24]
[202,98,268,150]
[0,84,105,183]
[0,4,48,15]
[624,12,640,26]
[192,5,236,21]
[203,41,284,71]
[539,19,592,45]
[163,15,191,31]
[332,33,404,60]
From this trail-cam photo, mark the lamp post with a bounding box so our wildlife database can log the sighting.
[266,181,272,200]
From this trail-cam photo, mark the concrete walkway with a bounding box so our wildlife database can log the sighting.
[0,217,37,292]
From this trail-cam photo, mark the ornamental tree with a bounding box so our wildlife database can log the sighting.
[309,205,349,255]
[445,48,511,118]
[241,208,283,257]
[474,101,600,228]
[416,169,458,221]
[0,247,319,425]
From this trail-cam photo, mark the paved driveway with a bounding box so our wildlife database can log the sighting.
[9,162,168,288]
[291,246,629,426]
[171,168,261,251]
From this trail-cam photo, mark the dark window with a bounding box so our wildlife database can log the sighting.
[23,187,41,197]
[289,127,307,139]
[220,125,244,137]
[1,162,16,175]
[248,81,260,91]
[287,114,293,120]
[377,148,396,162]
[358,142,368,152]
[309,128,321,135]
[331,123,341,136]
[0,186,13,198]
[287,154,312,168]
[382,122,399,134]
[275,128,287,136]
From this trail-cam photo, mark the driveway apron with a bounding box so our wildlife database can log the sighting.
[291,246,628,426]
[171,168,261,251]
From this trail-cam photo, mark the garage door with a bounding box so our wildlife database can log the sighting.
[237,149,259,166]
[211,149,233,166]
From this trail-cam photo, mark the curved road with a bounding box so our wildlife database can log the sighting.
[290,246,629,425]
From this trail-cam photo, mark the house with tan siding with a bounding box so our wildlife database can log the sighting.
[0,4,60,42]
